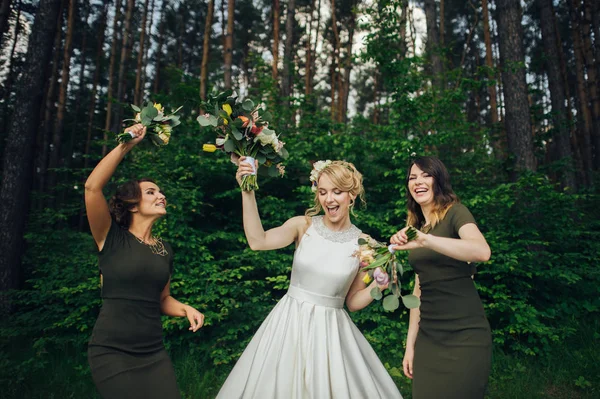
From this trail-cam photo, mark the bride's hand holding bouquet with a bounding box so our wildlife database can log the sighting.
[235,156,259,189]
[117,102,182,147]
[199,90,288,191]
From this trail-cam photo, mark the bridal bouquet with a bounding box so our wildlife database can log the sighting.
[117,102,182,146]
[199,90,288,191]
[355,227,420,311]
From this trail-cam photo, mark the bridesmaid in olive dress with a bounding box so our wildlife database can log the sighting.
[85,123,205,399]
[390,156,492,399]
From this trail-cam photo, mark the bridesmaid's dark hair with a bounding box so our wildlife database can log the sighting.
[406,156,458,231]
[109,178,156,228]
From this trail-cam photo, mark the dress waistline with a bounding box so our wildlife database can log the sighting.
[286,285,345,309]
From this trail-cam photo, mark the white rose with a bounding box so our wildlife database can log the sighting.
[255,132,275,146]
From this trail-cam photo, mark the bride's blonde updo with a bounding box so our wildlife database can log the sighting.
[305,160,366,217]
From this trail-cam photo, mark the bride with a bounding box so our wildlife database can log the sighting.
[216,158,403,399]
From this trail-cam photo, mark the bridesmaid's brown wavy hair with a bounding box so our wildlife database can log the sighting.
[406,156,458,231]
[108,178,156,228]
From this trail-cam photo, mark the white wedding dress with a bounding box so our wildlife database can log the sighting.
[216,216,403,399]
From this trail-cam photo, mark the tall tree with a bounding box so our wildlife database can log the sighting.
[495,0,536,174]
[590,0,600,61]
[482,0,498,126]
[423,0,443,89]
[568,0,593,182]
[141,0,155,98]
[153,1,165,93]
[272,0,280,81]
[112,0,135,134]
[304,0,314,97]
[0,0,11,49]
[537,0,576,189]
[281,0,296,105]
[200,0,214,101]
[0,0,62,313]
[581,0,600,169]
[1,0,20,108]
[330,0,341,121]
[224,0,234,89]
[134,0,150,105]
[84,0,110,169]
[339,0,356,123]
[47,0,76,194]
[103,0,122,155]
[307,0,321,97]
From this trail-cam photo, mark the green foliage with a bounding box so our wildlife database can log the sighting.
[3,2,600,392]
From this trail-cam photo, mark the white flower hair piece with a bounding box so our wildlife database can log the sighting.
[310,160,332,192]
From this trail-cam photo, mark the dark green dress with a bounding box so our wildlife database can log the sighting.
[88,220,181,399]
[408,203,492,399]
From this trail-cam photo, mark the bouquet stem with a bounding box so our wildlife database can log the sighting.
[241,175,259,191]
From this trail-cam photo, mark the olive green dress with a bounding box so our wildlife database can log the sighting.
[88,221,180,399]
[408,203,492,399]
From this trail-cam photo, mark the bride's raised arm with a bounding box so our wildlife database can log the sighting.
[236,156,307,251]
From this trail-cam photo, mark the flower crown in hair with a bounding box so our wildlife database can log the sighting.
[310,160,332,192]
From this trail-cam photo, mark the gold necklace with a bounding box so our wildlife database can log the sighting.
[134,235,168,256]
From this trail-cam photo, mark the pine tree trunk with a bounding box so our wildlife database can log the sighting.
[141,0,154,98]
[36,2,64,200]
[439,0,444,47]
[589,0,599,61]
[103,0,122,156]
[330,0,340,121]
[568,0,594,182]
[74,1,90,119]
[272,0,279,81]
[0,0,62,314]
[304,0,314,97]
[0,0,11,50]
[153,2,165,93]
[340,3,356,123]
[1,0,20,113]
[309,0,321,95]
[134,0,150,105]
[84,0,109,169]
[482,0,498,125]
[46,0,76,195]
[111,0,135,134]
[224,0,234,90]
[537,0,576,189]
[281,0,296,105]
[552,8,582,184]
[199,0,214,101]
[423,0,443,89]
[581,0,600,169]
[399,0,408,56]
[495,0,536,175]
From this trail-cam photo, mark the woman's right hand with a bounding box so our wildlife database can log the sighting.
[122,123,147,147]
[235,156,258,188]
[403,346,415,379]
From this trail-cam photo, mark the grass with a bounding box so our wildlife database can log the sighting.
[1,320,598,399]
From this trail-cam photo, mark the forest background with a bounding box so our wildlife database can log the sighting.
[0,0,599,398]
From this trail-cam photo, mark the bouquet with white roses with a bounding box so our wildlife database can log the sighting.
[199,90,288,191]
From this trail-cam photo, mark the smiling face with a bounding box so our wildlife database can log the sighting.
[317,174,354,227]
[408,163,435,208]
[132,181,167,218]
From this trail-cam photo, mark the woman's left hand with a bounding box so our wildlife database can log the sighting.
[184,306,205,332]
[390,226,426,251]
